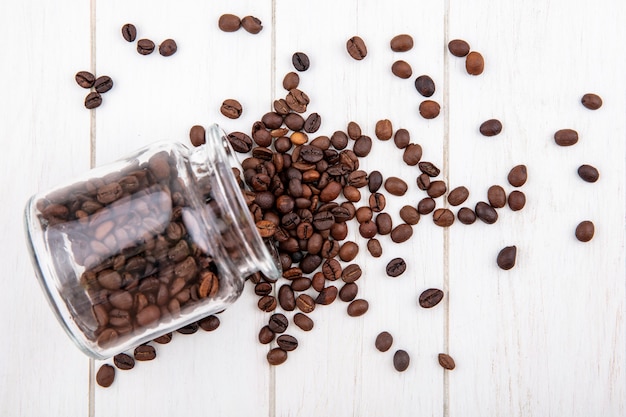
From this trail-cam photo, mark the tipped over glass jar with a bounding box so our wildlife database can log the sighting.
[24,124,281,359]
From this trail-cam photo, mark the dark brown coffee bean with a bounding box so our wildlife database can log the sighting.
[282,72,300,91]
[267,348,288,365]
[304,113,321,133]
[330,131,349,150]
[293,313,314,331]
[218,14,241,32]
[375,332,393,353]
[447,186,469,206]
[479,119,502,136]
[427,180,447,198]
[391,223,413,243]
[198,315,220,332]
[417,197,436,215]
[399,205,420,225]
[554,129,578,146]
[220,99,243,119]
[339,241,359,262]
[353,135,373,157]
[375,119,393,140]
[497,245,517,270]
[438,353,456,370]
[258,295,277,312]
[137,38,155,55]
[277,334,298,351]
[134,344,156,361]
[321,239,340,259]
[419,161,440,177]
[291,277,312,292]
[465,51,484,75]
[268,313,289,334]
[457,207,476,224]
[75,71,95,88]
[153,332,173,344]
[259,326,275,344]
[292,52,310,71]
[261,112,283,129]
[390,34,413,52]
[507,191,526,211]
[296,294,316,313]
[386,258,406,277]
[419,100,440,119]
[367,238,382,258]
[322,258,342,281]
[393,350,410,372]
[315,285,338,305]
[391,60,412,79]
[475,201,498,224]
[84,92,102,109]
[448,39,470,57]
[578,164,599,183]
[277,284,296,311]
[581,93,602,110]
[227,132,253,153]
[158,39,177,57]
[189,125,206,147]
[575,220,595,242]
[177,322,199,335]
[113,353,135,370]
[346,36,367,60]
[347,121,362,140]
[96,364,115,387]
[393,128,410,149]
[487,185,507,208]
[341,264,362,283]
[373,213,391,235]
[342,185,361,202]
[286,88,310,113]
[339,282,358,302]
[121,23,137,42]
[369,193,386,212]
[241,16,263,34]
[366,170,382,193]
[416,173,430,190]
[433,208,455,227]
[347,299,369,317]
[384,177,408,196]
[419,288,444,308]
[415,75,436,97]
[508,164,528,187]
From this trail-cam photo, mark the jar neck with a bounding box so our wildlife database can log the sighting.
[188,124,281,281]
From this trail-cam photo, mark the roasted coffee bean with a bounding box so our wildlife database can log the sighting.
[427,181,447,198]
[358,220,377,240]
[415,75,436,97]
[322,258,342,281]
[386,257,406,277]
[304,113,321,133]
[375,119,393,140]
[84,92,102,109]
[578,164,599,183]
[399,205,420,225]
[158,39,177,57]
[367,170,383,193]
[134,344,156,361]
[347,299,369,317]
[198,315,220,331]
[581,93,602,110]
[391,60,412,79]
[259,326,275,344]
[391,223,413,243]
[346,36,367,60]
[375,213,392,235]
[375,331,393,352]
[296,294,316,313]
[419,288,444,308]
[268,313,289,333]
[261,112,283,129]
[315,285,338,305]
[113,353,135,370]
[75,71,95,89]
[341,264,362,283]
[291,277,312,292]
[416,173,430,190]
[283,71,300,90]
[447,186,469,206]
[497,245,517,270]
[508,164,527,187]
[419,100,440,119]
[475,201,498,224]
[355,207,373,224]
[575,220,595,242]
[419,161,440,177]
[508,190,526,211]
[346,121,362,140]
[299,145,324,163]
[457,207,476,224]
[96,364,115,388]
[153,333,173,344]
[390,34,413,52]
[339,241,359,262]
[227,132,253,153]
[189,125,206,147]
[241,15,263,34]
[433,208,455,227]
[438,353,456,370]
[137,38,155,55]
[393,350,410,372]
[267,348,288,365]
[342,185,361,202]
[353,135,372,157]
[218,14,241,32]
[330,131,349,150]
[417,197,436,215]
[554,129,578,146]
[403,143,422,165]
[277,334,298,351]
[220,99,243,119]
[121,23,137,42]
[312,210,335,230]
[369,193,386,212]
[339,282,358,302]
[393,128,410,149]
[258,295,277,312]
[255,281,273,296]
[292,52,310,71]
[177,322,199,335]
[487,185,506,208]
[293,313,314,331]
[285,88,309,113]
[384,177,408,196]
[448,39,470,57]
[321,239,340,258]
[465,51,484,75]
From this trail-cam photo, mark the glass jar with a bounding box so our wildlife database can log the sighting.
[24,124,281,359]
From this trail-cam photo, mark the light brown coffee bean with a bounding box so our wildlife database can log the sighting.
[220,99,243,119]
[399,205,420,225]
[419,100,440,119]
[427,180,447,198]
[375,119,393,140]
[384,177,408,196]
[241,16,263,34]
[392,60,412,79]
[390,223,413,243]
[433,208,455,227]
[346,36,368,60]
[189,125,206,147]
[293,313,314,331]
[218,14,241,32]
[366,238,382,258]
[438,353,456,370]
[390,34,414,52]
[447,186,469,206]
[403,143,422,165]
[465,51,484,75]
[347,299,369,317]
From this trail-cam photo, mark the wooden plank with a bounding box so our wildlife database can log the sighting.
[447,0,626,416]
[0,2,92,417]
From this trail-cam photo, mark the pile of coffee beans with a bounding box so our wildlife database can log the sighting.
[121,23,177,57]
[75,71,114,109]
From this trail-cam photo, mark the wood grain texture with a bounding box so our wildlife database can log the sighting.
[1,0,624,416]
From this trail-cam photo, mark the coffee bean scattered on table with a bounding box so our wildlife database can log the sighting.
[393,350,410,372]
[159,39,177,57]
[415,75,436,97]
[496,245,517,270]
[390,34,413,52]
[508,164,528,187]
[137,39,155,55]
[94,76,113,93]
[448,39,470,57]
[346,36,368,60]
[575,220,595,242]
[391,60,412,79]
[577,164,599,183]
[121,23,137,42]
[554,129,579,146]
[581,93,602,110]
[465,51,484,75]
[75,71,95,88]
[479,119,503,137]
[241,16,263,34]
[292,52,310,71]
[419,288,444,308]
[218,14,241,32]
[96,364,115,388]
[220,99,243,119]
[113,353,135,370]
[419,100,441,119]
[375,331,393,352]
[438,353,456,370]
[386,258,407,277]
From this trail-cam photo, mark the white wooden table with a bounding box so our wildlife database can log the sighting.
[2,1,624,416]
